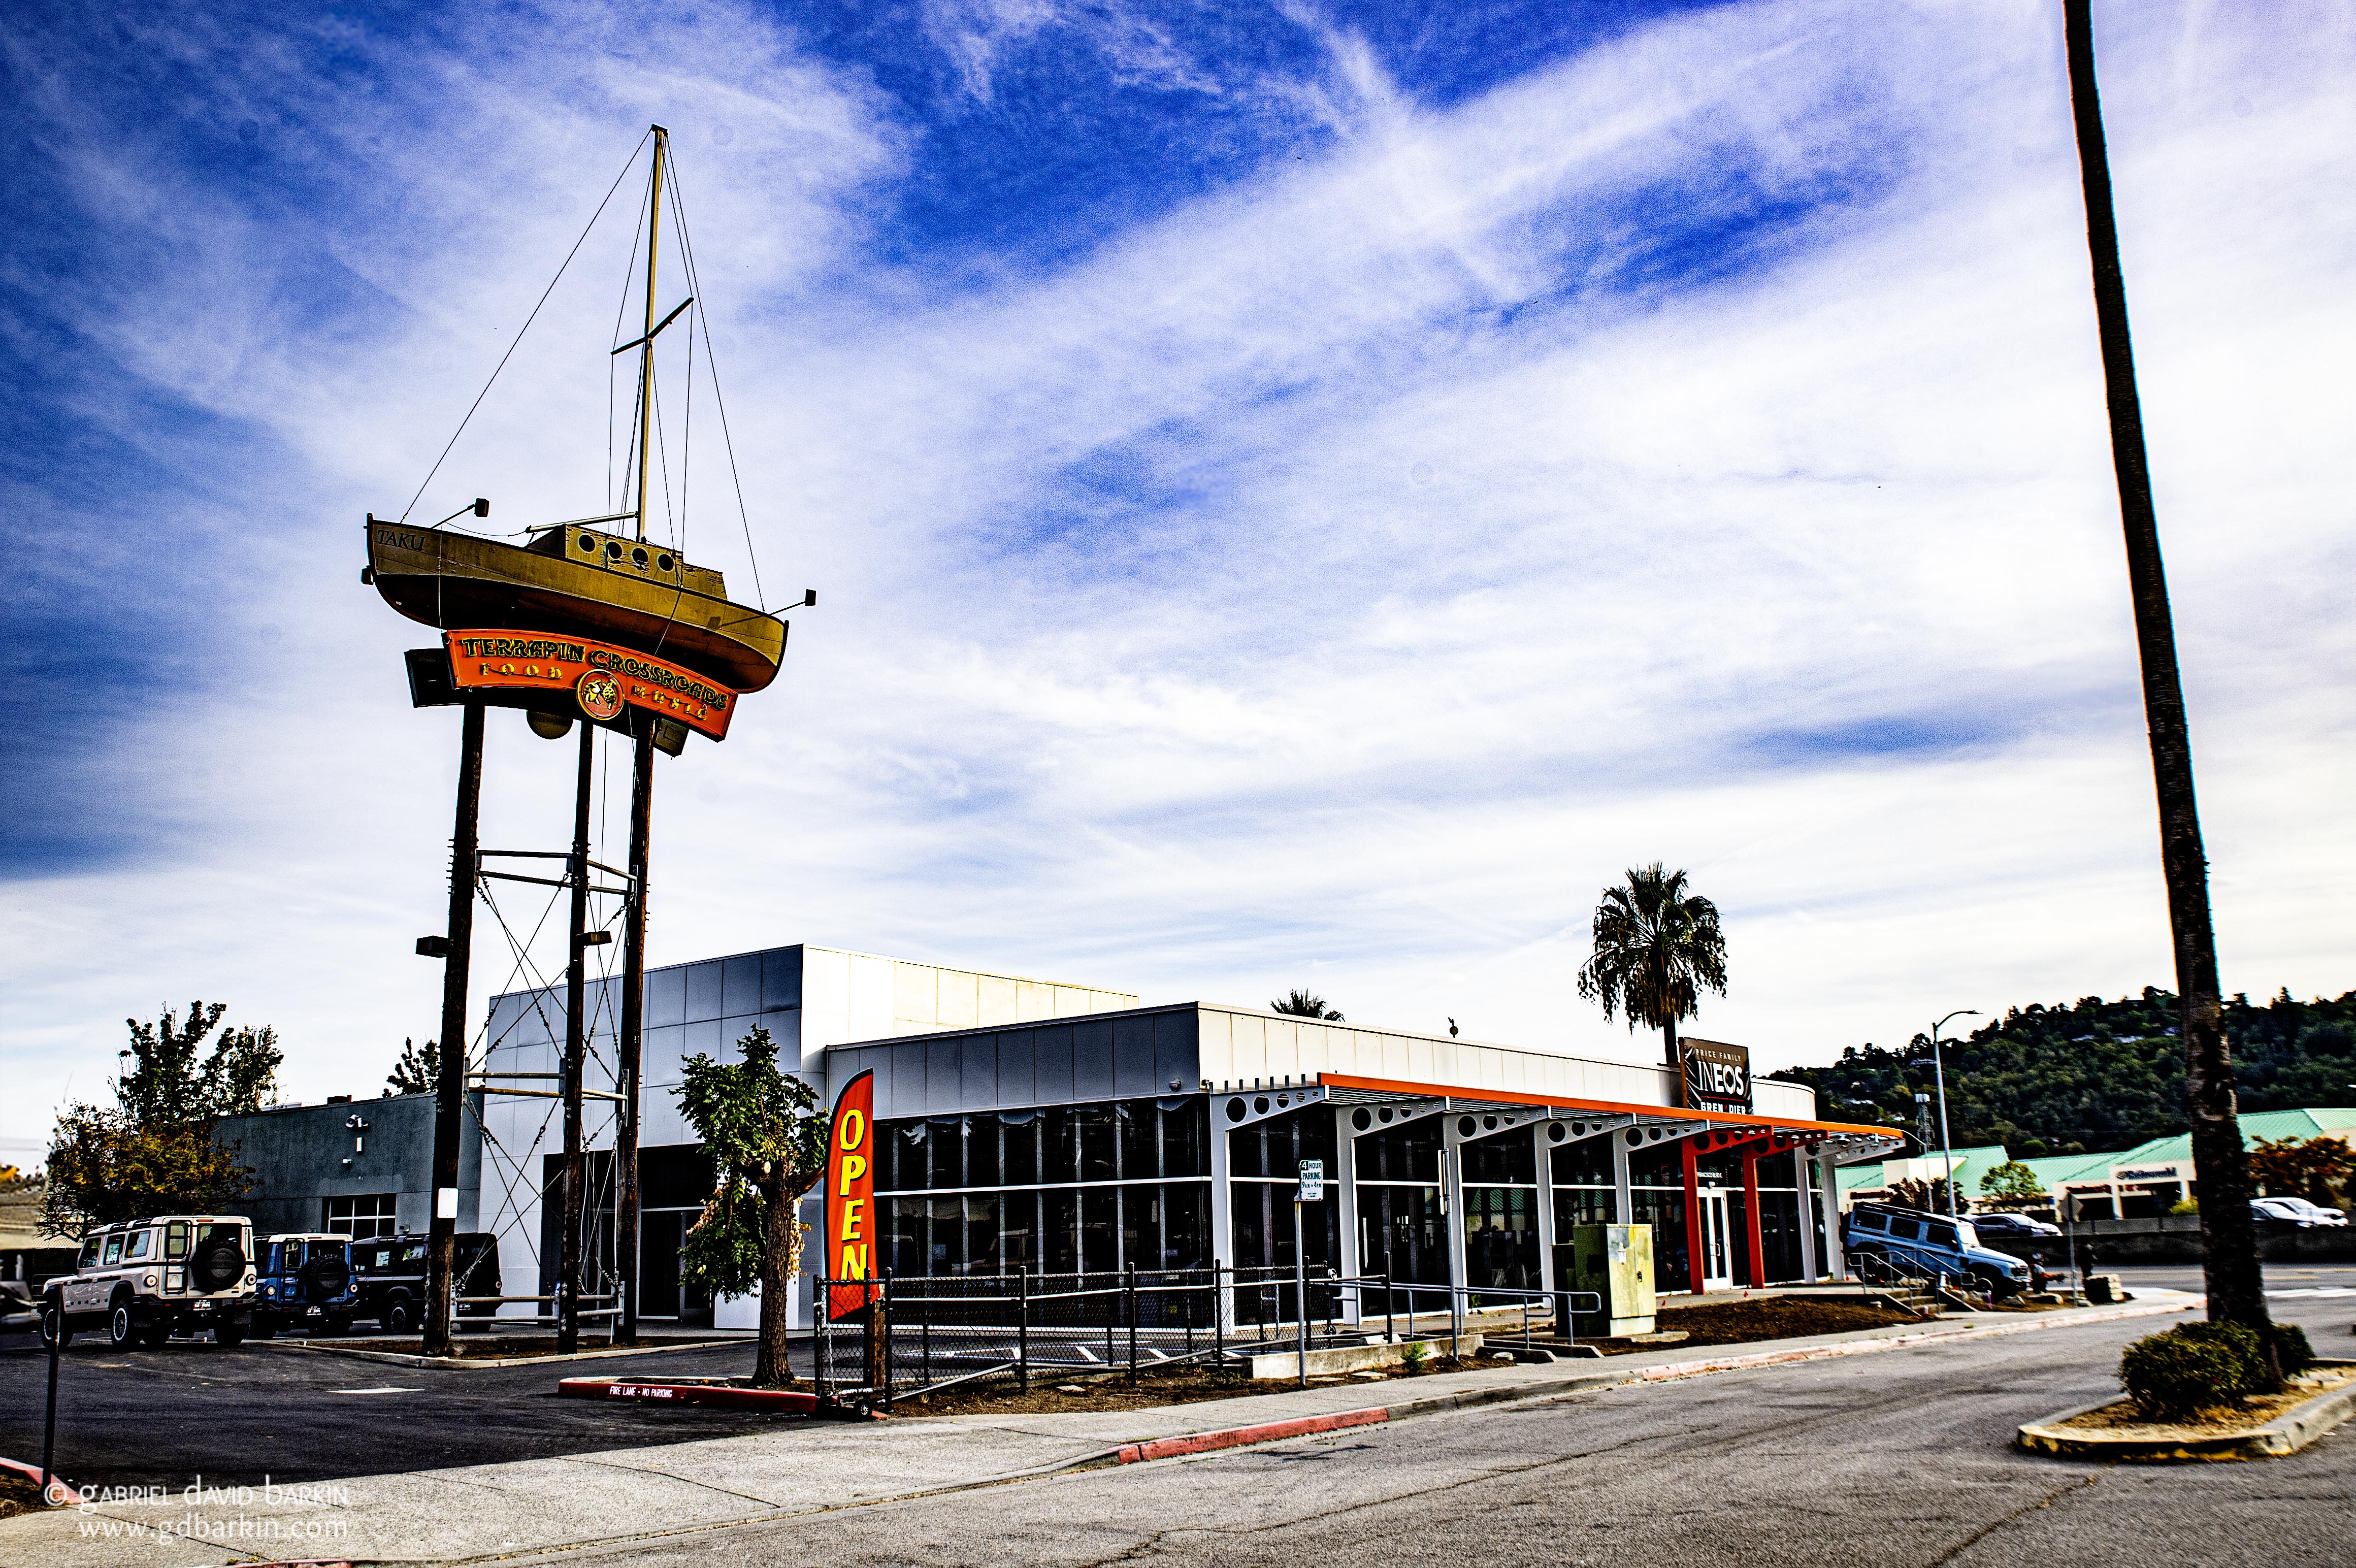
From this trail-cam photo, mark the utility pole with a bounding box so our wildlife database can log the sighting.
[423,702,483,1356]
[2062,0,2273,1363]
[558,722,592,1354]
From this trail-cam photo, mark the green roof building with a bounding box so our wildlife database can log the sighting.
[1833,1109,2354,1218]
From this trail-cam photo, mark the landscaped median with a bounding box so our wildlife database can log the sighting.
[2016,1315,2356,1464]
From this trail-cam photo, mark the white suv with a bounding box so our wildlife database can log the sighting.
[42,1216,259,1349]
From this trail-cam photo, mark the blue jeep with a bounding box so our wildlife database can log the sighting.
[255,1233,357,1336]
[1842,1203,2033,1298]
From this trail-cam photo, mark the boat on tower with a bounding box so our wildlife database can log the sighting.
[365,124,788,707]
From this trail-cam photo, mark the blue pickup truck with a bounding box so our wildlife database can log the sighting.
[1843,1203,2034,1298]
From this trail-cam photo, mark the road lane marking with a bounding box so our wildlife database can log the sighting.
[331,1386,421,1394]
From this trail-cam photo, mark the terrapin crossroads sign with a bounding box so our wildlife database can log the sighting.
[1678,1037,1753,1115]
[442,629,736,739]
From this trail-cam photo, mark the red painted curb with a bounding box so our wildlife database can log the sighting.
[0,1454,77,1508]
[557,1378,819,1414]
[1115,1405,1388,1464]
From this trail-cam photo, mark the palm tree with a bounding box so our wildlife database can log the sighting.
[1576,863,1726,1068]
[1271,989,1343,1021]
[2063,0,2273,1368]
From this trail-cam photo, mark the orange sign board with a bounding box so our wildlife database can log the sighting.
[442,630,736,739]
[826,1070,877,1321]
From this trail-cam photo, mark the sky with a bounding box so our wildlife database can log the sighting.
[3,0,2352,1161]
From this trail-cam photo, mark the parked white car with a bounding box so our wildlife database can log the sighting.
[42,1216,259,1349]
[2252,1196,2346,1228]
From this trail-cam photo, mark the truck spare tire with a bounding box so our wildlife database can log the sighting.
[302,1255,351,1298]
[193,1238,246,1292]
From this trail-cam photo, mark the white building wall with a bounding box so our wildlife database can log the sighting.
[475,944,1135,1328]
[1188,1005,1819,1122]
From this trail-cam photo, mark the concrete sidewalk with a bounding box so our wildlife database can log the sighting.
[2,1293,2197,1566]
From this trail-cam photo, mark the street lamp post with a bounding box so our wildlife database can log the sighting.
[1928,1009,1981,1218]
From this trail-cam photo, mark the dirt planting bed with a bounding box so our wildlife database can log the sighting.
[0,1472,45,1520]
[1584,1296,1917,1354]
[2055,1366,2356,1435]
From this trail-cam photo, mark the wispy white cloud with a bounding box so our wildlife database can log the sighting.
[5,0,2351,1144]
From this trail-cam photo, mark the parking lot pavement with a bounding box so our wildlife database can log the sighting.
[0,1294,2228,1567]
[2110,1261,2356,1298]
[573,1289,2356,1568]
[0,1326,791,1488]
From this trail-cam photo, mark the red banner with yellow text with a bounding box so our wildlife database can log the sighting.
[825,1070,877,1321]
[442,629,736,739]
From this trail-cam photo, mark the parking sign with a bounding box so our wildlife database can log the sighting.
[1296,1159,1324,1202]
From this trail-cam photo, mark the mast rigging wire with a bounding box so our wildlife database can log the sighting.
[665,162,768,611]
[401,129,652,526]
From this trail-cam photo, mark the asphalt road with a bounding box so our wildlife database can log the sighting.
[2111,1261,2356,1296]
[570,1288,2356,1568]
[4,1263,2346,1502]
[0,1331,784,1487]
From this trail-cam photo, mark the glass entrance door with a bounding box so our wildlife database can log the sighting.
[1697,1188,1733,1291]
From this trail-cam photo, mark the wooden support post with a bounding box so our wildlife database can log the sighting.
[615,723,653,1344]
[559,721,593,1355]
[424,703,483,1356]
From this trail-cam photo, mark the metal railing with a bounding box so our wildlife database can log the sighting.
[806,1266,1602,1407]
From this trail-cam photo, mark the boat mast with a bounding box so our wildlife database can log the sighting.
[635,125,667,544]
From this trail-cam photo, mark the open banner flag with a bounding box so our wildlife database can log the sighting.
[825,1069,876,1321]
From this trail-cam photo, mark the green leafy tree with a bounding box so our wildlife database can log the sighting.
[1978,1161,2048,1210]
[42,1112,250,1233]
[1886,1177,1968,1215]
[2248,1135,2356,1208]
[385,1038,442,1096]
[673,1027,830,1387]
[1271,989,1343,1021]
[43,1002,277,1235]
[1576,862,1727,1068]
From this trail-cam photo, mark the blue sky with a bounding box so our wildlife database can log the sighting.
[4,1,2352,1153]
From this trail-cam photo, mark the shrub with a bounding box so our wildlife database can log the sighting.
[2270,1323,2314,1379]
[1401,1340,1428,1372]
[2119,1322,2261,1417]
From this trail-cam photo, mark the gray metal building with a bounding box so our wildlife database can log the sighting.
[214,1092,484,1239]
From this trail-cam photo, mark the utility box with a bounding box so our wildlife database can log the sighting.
[1565,1223,1656,1337]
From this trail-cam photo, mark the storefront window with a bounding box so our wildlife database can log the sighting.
[1228,1104,1337,1181]
[1548,1136,1612,1189]
[877,1099,1210,1190]
[1464,1186,1539,1292]
[1627,1139,1685,1189]
[1552,1186,1616,1228]
[1458,1123,1535,1184]
[1354,1116,1443,1183]
[1631,1187,1687,1289]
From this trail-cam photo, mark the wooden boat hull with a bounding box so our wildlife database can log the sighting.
[365,520,785,693]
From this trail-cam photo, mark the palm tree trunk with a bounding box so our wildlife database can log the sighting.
[754,1171,796,1388]
[1663,1015,1681,1078]
[2063,0,2272,1367]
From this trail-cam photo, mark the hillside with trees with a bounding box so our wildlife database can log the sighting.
[1768,988,2355,1156]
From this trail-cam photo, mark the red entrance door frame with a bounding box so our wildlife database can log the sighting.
[1682,1128,1820,1292]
